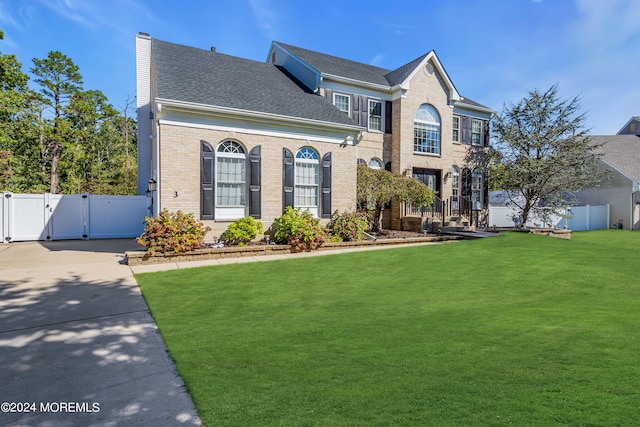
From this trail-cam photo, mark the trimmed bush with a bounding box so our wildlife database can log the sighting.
[327,210,370,242]
[136,210,211,254]
[221,216,263,246]
[273,207,326,252]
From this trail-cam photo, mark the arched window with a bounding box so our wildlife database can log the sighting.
[357,158,367,165]
[295,147,319,216]
[451,166,460,211]
[216,141,246,218]
[472,168,483,210]
[368,157,383,170]
[414,104,441,155]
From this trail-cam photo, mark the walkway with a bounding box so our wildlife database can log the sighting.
[0,240,201,426]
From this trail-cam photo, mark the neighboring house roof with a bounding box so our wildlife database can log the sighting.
[591,134,640,182]
[617,116,640,135]
[151,39,360,128]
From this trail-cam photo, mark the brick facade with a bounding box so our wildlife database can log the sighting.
[157,121,357,239]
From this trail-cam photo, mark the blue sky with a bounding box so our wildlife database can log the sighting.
[1,0,638,135]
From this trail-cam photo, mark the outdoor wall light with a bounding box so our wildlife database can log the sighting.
[147,178,157,192]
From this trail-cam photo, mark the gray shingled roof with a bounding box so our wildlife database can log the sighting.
[591,134,640,182]
[384,53,430,86]
[276,42,489,110]
[276,42,393,86]
[151,39,360,128]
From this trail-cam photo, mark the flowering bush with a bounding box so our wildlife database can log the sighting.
[273,207,326,252]
[221,216,263,246]
[326,210,370,242]
[136,210,211,254]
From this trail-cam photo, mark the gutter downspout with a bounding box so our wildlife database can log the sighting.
[155,117,161,216]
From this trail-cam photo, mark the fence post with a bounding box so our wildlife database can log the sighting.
[0,193,4,243]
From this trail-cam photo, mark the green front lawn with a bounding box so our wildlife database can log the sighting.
[136,230,640,426]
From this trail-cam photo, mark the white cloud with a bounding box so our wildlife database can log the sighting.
[370,53,385,67]
[250,0,279,40]
[36,0,157,39]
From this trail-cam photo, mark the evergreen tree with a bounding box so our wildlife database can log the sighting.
[491,85,606,224]
[31,51,83,193]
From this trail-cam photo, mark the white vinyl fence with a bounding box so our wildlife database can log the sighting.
[1,192,150,243]
[489,204,610,231]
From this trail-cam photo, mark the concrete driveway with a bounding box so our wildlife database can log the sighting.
[0,240,201,426]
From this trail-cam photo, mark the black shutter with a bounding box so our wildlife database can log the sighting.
[351,95,360,125]
[462,116,471,145]
[385,161,392,172]
[201,141,215,220]
[482,171,489,209]
[461,167,471,197]
[483,120,490,147]
[249,145,261,218]
[283,148,294,211]
[321,152,332,218]
[385,101,392,134]
[360,96,369,127]
[325,88,333,103]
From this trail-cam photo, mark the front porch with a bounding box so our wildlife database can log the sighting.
[399,195,483,233]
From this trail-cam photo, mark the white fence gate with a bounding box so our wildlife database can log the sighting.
[1,192,150,243]
[488,204,610,231]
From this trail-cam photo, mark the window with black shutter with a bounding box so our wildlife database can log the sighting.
[282,148,294,211]
[201,141,215,220]
[248,145,261,218]
[321,152,332,218]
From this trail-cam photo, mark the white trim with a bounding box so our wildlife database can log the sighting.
[155,98,363,133]
[455,100,495,114]
[400,52,461,102]
[322,73,392,92]
[159,119,354,146]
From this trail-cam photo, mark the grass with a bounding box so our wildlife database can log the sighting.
[136,230,640,426]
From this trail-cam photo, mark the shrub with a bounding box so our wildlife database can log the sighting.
[136,210,211,254]
[273,207,326,252]
[326,233,344,243]
[326,210,370,241]
[221,216,263,246]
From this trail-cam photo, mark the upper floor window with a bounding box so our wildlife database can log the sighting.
[414,104,441,155]
[369,99,383,131]
[333,93,350,114]
[472,119,483,146]
[452,116,460,143]
[295,147,320,216]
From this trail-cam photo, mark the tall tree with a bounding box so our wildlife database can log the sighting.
[31,51,83,193]
[491,85,606,224]
[0,28,32,190]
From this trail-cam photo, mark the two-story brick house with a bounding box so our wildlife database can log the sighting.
[136,33,493,239]
[267,42,494,229]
